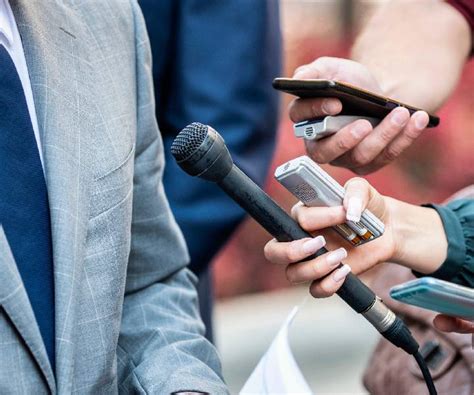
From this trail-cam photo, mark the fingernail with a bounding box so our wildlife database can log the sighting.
[322,99,340,115]
[391,108,409,127]
[351,121,370,138]
[302,236,326,254]
[346,196,362,222]
[326,248,347,266]
[414,111,428,130]
[333,264,351,282]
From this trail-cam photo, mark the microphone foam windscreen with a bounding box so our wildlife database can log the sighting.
[171,122,208,161]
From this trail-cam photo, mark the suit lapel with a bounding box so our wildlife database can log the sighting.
[0,226,56,392]
[12,1,97,391]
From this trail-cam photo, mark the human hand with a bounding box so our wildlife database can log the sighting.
[433,314,474,334]
[264,178,396,297]
[264,176,447,298]
[290,57,430,175]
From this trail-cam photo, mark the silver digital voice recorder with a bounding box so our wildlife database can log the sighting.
[275,156,384,246]
[293,115,380,141]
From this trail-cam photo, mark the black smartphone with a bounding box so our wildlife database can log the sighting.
[273,78,440,127]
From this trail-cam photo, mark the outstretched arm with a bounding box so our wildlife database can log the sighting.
[290,0,472,174]
[264,180,474,297]
[352,0,471,111]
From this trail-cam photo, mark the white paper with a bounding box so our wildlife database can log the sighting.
[240,305,313,394]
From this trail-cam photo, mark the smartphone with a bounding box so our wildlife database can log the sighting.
[294,115,380,141]
[390,277,474,320]
[274,155,384,246]
[273,78,440,127]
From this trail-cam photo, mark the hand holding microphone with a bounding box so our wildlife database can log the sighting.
[170,122,420,356]
[265,176,449,297]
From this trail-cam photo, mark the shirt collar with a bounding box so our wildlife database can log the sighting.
[0,0,14,46]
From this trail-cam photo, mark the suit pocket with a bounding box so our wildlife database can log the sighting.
[89,144,135,219]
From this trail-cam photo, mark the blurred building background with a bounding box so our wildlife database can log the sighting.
[213,0,474,392]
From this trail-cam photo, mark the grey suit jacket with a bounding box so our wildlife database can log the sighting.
[0,1,227,393]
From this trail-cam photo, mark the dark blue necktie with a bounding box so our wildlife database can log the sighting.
[0,45,55,371]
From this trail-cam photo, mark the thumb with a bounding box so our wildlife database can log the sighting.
[433,314,474,333]
[293,57,341,80]
[293,63,321,79]
[343,177,384,222]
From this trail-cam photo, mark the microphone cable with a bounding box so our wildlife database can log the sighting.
[414,351,437,395]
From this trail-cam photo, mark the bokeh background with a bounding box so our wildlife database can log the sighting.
[212,0,473,393]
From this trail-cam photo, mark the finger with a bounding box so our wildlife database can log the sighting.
[309,263,352,298]
[433,315,474,333]
[288,97,342,123]
[349,107,410,168]
[291,203,346,231]
[293,64,318,79]
[293,56,353,80]
[344,177,387,221]
[374,111,429,167]
[286,248,347,284]
[263,236,326,265]
[305,119,372,164]
[343,178,371,222]
[293,58,326,79]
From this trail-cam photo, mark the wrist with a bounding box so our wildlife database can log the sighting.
[389,199,448,273]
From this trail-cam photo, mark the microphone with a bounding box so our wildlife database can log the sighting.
[170,122,417,355]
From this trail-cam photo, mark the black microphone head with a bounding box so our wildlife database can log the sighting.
[170,122,208,162]
[171,122,233,182]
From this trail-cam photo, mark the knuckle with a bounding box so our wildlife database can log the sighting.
[316,56,329,63]
[310,149,327,164]
[289,101,304,122]
[291,202,303,220]
[263,242,273,260]
[335,137,352,152]
[379,126,397,143]
[288,103,297,120]
[403,126,423,141]
[313,57,329,70]
[298,215,312,231]
[328,209,343,224]
[311,261,322,279]
[310,100,324,115]
[381,146,401,163]
[310,282,331,298]
[285,266,297,284]
[285,244,300,262]
[309,283,322,298]
[318,280,335,297]
[350,150,371,167]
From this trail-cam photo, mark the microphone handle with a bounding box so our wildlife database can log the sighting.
[218,165,376,314]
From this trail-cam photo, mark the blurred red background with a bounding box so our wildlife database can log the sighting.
[213,1,474,299]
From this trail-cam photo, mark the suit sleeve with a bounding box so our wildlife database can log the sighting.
[116,2,228,393]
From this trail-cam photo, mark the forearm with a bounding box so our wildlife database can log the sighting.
[118,269,227,394]
[389,197,448,273]
[352,0,471,111]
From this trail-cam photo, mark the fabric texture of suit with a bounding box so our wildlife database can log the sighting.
[0,1,226,393]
